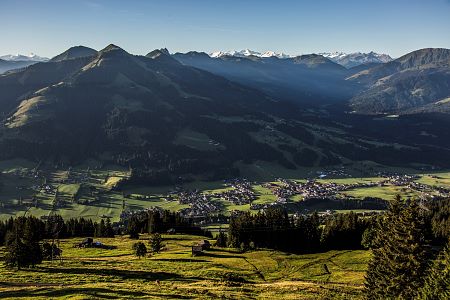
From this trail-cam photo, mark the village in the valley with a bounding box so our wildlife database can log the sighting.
[109,168,449,221]
[0,161,449,222]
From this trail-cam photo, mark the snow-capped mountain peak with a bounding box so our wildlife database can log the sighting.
[261,51,290,58]
[319,51,392,68]
[210,49,290,59]
[0,53,49,62]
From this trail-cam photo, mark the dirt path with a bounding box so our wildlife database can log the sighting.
[0,281,67,287]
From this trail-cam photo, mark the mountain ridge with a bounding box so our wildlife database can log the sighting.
[50,46,98,62]
[349,48,450,114]
[320,51,392,68]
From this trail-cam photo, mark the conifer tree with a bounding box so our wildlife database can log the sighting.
[4,230,28,270]
[128,218,139,239]
[148,212,162,234]
[418,241,450,300]
[104,218,115,237]
[215,231,228,247]
[365,195,431,299]
[149,233,163,253]
[95,219,106,237]
[23,218,42,267]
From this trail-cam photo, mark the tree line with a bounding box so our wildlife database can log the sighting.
[0,209,211,269]
[225,208,371,253]
[224,197,450,255]
[0,215,115,246]
[125,209,212,238]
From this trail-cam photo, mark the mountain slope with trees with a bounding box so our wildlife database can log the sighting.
[349,48,450,114]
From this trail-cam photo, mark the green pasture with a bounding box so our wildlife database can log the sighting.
[0,234,369,299]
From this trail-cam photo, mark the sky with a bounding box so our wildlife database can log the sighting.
[0,0,449,58]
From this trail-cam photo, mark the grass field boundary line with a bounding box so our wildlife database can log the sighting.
[296,250,353,272]
[243,258,266,281]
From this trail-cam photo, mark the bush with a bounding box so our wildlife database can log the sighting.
[132,242,147,259]
[220,272,247,286]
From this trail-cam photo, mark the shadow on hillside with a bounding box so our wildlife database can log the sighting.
[29,267,202,282]
[163,236,199,242]
[202,252,244,259]
[207,248,240,254]
[0,287,192,299]
[152,258,209,263]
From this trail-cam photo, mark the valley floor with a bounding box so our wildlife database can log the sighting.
[0,234,369,299]
[0,159,449,222]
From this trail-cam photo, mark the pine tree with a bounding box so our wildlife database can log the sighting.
[418,241,450,300]
[128,219,139,239]
[104,219,115,238]
[365,195,431,299]
[361,227,376,249]
[95,219,106,237]
[149,233,163,253]
[23,218,42,267]
[4,230,28,270]
[215,231,228,247]
[148,212,162,234]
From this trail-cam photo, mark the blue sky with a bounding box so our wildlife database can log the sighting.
[1,0,449,58]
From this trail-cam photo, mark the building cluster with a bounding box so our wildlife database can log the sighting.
[383,174,420,186]
[178,190,221,217]
[263,179,380,202]
[213,179,256,205]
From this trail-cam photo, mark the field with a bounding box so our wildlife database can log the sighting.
[0,158,449,221]
[0,234,369,299]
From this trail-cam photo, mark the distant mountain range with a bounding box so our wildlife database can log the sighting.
[319,52,393,68]
[0,53,49,74]
[0,44,448,178]
[210,49,291,59]
[0,49,392,74]
[0,59,39,74]
[209,49,392,68]
[174,48,450,115]
[0,53,49,62]
[174,51,355,105]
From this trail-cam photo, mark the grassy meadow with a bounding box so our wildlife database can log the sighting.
[0,234,369,299]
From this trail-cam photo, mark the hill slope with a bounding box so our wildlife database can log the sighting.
[348,48,450,114]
